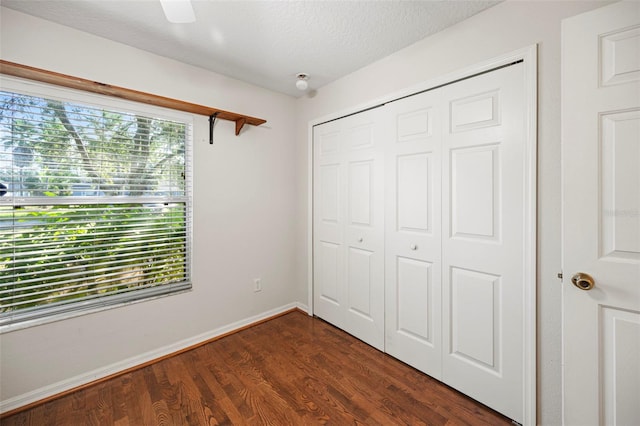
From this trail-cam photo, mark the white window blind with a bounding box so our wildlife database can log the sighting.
[0,79,192,328]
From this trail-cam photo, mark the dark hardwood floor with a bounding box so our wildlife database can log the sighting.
[2,310,512,425]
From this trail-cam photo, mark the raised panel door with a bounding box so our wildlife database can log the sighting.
[313,124,345,329]
[384,90,442,377]
[441,63,525,423]
[313,107,385,350]
[562,3,640,424]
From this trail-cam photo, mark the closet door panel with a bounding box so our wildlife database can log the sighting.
[385,91,442,376]
[344,109,385,351]
[397,153,432,232]
[441,63,525,423]
[317,163,341,240]
[316,241,342,306]
[313,107,385,351]
[396,256,434,339]
[450,144,500,240]
[314,124,346,329]
[449,267,501,369]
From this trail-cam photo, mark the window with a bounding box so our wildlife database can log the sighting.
[0,77,192,329]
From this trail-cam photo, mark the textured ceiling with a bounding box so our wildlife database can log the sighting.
[2,0,501,97]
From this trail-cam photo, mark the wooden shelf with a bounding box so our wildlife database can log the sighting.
[0,60,266,136]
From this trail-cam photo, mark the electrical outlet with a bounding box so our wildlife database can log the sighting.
[253,278,262,293]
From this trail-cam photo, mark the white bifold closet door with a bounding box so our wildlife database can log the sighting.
[314,62,527,423]
[313,107,385,351]
[384,89,443,378]
[439,63,525,421]
[384,63,525,421]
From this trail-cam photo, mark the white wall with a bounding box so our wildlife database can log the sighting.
[293,1,611,424]
[0,7,299,409]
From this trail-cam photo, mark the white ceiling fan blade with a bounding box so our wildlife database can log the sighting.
[160,0,195,24]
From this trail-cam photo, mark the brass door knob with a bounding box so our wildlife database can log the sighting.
[571,272,595,291]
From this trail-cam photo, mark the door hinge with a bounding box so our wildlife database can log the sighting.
[557,272,563,280]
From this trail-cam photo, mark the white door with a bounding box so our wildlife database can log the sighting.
[562,2,640,425]
[314,119,345,330]
[313,54,534,424]
[313,107,385,350]
[384,89,443,378]
[440,63,527,423]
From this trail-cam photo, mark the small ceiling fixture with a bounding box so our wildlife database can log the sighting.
[160,0,195,24]
[296,73,309,91]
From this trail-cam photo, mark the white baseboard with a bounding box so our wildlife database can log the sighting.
[0,301,309,414]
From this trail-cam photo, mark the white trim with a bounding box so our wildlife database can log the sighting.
[307,122,315,316]
[0,301,309,414]
[522,44,538,426]
[306,45,537,426]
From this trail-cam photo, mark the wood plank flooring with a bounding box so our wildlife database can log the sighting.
[2,311,512,425]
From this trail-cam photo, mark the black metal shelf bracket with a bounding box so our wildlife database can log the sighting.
[209,112,219,145]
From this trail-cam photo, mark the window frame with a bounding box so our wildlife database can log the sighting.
[0,75,194,333]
